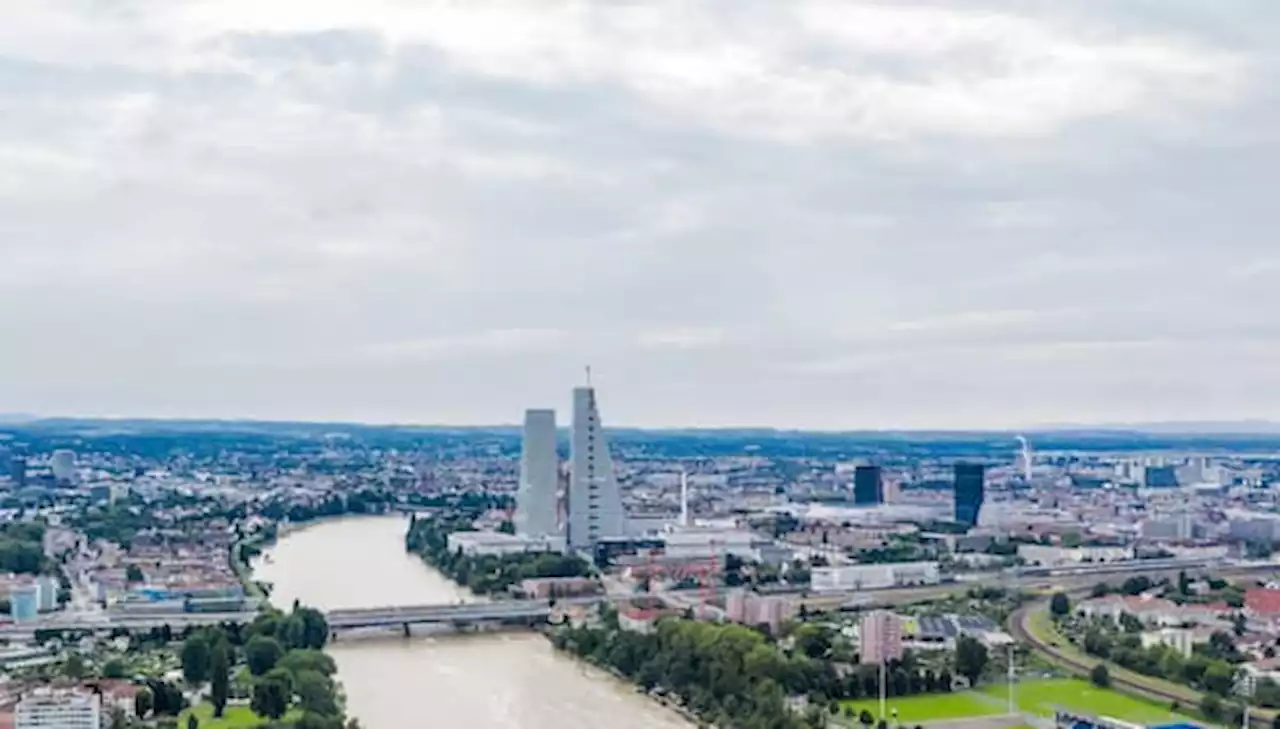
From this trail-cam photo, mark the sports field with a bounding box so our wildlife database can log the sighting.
[177,704,302,729]
[982,679,1196,724]
[839,692,1005,723]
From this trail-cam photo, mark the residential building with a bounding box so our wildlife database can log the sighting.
[515,409,560,540]
[854,466,883,506]
[9,583,38,623]
[860,610,903,665]
[954,463,985,528]
[35,575,58,613]
[16,687,102,729]
[725,589,792,635]
[568,386,624,550]
[1140,628,1194,657]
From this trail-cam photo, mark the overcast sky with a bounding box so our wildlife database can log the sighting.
[1,1,1277,430]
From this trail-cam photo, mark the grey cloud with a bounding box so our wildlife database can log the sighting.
[0,0,1277,427]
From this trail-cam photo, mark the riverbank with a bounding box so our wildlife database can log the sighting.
[252,515,693,729]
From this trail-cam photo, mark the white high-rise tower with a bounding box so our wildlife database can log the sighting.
[568,385,624,550]
[515,409,560,539]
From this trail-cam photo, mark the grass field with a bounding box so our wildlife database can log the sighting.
[177,704,301,729]
[839,692,1005,723]
[982,679,1195,725]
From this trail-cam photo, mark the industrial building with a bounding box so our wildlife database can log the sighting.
[810,562,941,592]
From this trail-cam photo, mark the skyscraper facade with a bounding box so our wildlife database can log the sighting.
[568,386,624,550]
[853,465,883,506]
[954,462,986,528]
[515,409,560,539]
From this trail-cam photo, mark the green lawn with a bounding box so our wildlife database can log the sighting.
[178,704,301,729]
[983,679,1196,725]
[839,692,1005,723]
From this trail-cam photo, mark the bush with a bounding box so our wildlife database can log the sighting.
[1090,664,1110,688]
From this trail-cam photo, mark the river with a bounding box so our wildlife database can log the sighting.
[251,515,691,729]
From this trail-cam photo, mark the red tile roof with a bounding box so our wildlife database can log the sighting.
[1246,588,1280,616]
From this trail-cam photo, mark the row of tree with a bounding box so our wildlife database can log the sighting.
[171,602,343,728]
[405,515,592,596]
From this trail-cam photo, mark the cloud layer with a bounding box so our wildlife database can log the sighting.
[1,0,1276,428]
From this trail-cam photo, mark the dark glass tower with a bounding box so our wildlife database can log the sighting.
[954,463,986,528]
[853,465,883,505]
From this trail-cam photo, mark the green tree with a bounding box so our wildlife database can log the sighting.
[251,670,292,720]
[125,563,144,583]
[181,635,211,685]
[246,635,284,676]
[294,606,330,650]
[1050,592,1071,618]
[102,658,126,679]
[1200,693,1222,721]
[859,709,874,726]
[134,689,153,719]
[955,635,989,687]
[186,714,198,729]
[210,639,230,718]
[296,670,340,717]
[64,653,86,680]
[1090,664,1110,688]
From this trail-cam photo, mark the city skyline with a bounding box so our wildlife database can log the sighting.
[3,2,1279,429]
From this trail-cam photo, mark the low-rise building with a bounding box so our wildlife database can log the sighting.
[1016,544,1135,567]
[810,562,940,593]
[445,532,565,557]
[16,687,101,729]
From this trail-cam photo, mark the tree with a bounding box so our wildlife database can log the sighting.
[294,607,330,650]
[251,670,292,720]
[955,636,989,687]
[296,670,340,717]
[125,563,144,583]
[794,625,833,659]
[186,715,198,729]
[64,653,86,680]
[1050,592,1071,618]
[1090,664,1110,688]
[181,635,211,685]
[1200,693,1223,721]
[859,709,874,727]
[246,635,284,676]
[134,689,154,719]
[210,639,230,718]
[102,658,126,679]
[1177,570,1192,595]
[1091,582,1110,598]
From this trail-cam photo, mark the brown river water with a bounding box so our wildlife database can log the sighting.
[252,515,691,729]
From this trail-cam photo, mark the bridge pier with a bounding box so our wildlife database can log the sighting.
[403,623,411,638]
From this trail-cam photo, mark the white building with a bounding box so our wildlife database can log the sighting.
[515,409,561,540]
[445,531,565,557]
[1140,628,1194,657]
[568,386,624,550]
[17,688,102,729]
[1016,544,1135,568]
[662,527,758,561]
[810,562,941,593]
[35,575,58,613]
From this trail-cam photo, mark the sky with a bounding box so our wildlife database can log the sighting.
[1,1,1277,430]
